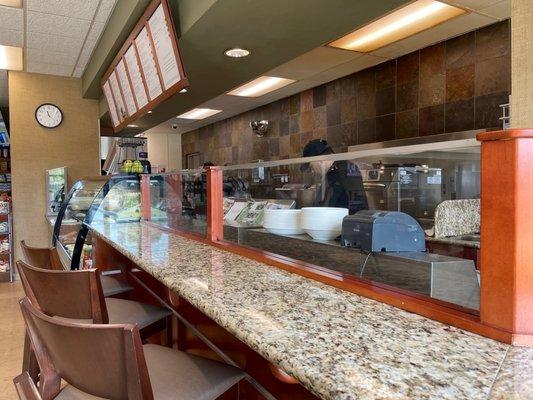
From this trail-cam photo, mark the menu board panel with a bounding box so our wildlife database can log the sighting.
[116,59,137,116]
[124,45,149,109]
[135,26,163,101]
[109,71,126,120]
[102,80,119,127]
[148,4,181,90]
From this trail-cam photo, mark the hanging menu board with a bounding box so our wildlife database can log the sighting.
[101,0,188,133]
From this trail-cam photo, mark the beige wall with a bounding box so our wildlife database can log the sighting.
[9,72,100,261]
[144,129,182,172]
[511,0,533,128]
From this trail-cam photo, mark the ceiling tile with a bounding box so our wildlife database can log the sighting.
[26,11,91,39]
[26,0,99,21]
[85,21,105,44]
[26,60,74,76]
[478,0,510,19]
[446,0,503,11]
[73,66,85,78]
[27,47,79,65]
[0,29,23,47]
[95,0,117,23]
[26,31,85,54]
[0,5,23,31]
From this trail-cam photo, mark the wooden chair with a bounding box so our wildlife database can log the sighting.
[18,297,245,400]
[20,240,134,297]
[17,260,173,384]
[13,372,41,400]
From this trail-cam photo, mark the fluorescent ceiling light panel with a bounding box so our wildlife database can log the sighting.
[0,0,22,7]
[329,0,466,52]
[228,76,296,97]
[177,108,222,120]
[0,45,23,71]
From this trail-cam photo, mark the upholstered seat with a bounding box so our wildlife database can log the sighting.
[54,385,106,400]
[100,274,134,297]
[106,298,171,330]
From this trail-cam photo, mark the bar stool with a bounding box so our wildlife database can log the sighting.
[17,260,173,383]
[16,297,245,400]
[20,240,134,297]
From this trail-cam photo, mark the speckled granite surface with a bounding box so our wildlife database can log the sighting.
[88,221,531,400]
[426,234,480,249]
[434,199,480,238]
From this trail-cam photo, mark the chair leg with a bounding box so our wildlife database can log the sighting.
[22,331,40,383]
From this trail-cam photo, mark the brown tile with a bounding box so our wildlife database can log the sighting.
[475,55,510,96]
[280,98,290,116]
[375,60,396,89]
[446,31,475,69]
[376,114,396,141]
[268,118,280,138]
[397,80,418,112]
[475,91,509,129]
[279,116,289,136]
[397,51,419,84]
[340,75,356,98]
[419,104,444,136]
[290,95,300,115]
[420,42,446,107]
[232,146,239,162]
[268,138,280,156]
[326,80,341,103]
[326,125,343,148]
[445,99,474,133]
[358,118,376,144]
[475,20,510,62]
[289,115,300,134]
[313,128,326,141]
[313,106,326,131]
[313,85,326,107]
[253,139,269,160]
[279,135,290,156]
[327,100,341,126]
[342,122,357,147]
[446,64,475,102]
[300,131,314,148]
[300,110,314,132]
[376,86,395,116]
[341,97,357,124]
[356,84,376,120]
[396,109,418,139]
[356,68,375,88]
[300,89,313,112]
[290,133,301,155]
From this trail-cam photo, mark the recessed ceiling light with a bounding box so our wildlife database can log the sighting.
[177,108,222,120]
[147,110,153,114]
[0,45,23,71]
[224,48,251,58]
[0,0,22,8]
[179,88,188,93]
[227,76,296,97]
[127,124,138,128]
[329,0,466,52]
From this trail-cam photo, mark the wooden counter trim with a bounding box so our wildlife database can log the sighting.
[477,129,533,141]
[140,220,512,344]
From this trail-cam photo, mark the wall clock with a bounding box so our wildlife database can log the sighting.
[35,103,63,129]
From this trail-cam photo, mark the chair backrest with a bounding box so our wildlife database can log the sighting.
[19,297,153,400]
[20,241,63,271]
[16,260,108,323]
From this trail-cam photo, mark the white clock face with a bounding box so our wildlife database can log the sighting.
[36,104,63,128]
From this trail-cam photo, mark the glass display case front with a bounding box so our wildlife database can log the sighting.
[45,167,67,216]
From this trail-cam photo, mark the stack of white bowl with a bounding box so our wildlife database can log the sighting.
[301,207,349,241]
[263,209,304,235]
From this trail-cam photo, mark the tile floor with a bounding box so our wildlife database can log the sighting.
[0,282,25,400]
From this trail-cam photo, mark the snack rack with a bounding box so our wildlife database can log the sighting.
[0,200,13,282]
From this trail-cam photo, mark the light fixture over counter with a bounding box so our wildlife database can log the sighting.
[329,0,465,53]
[0,45,23,71]
[0,0,22,8]
[228,76,295,97]
[177,108,222,120]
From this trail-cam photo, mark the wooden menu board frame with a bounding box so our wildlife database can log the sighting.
[101,0,189,133]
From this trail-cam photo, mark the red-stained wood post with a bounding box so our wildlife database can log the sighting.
[477,129,533,345]
[206,167,224,241]
[140,174,152,221]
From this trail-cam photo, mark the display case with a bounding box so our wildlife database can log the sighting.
[52,175,141,269]
[45,167,67,216]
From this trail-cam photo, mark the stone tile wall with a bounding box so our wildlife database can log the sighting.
[182,20,510,166]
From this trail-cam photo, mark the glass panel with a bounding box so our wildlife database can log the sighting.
[147,170,207,236]
[220,144,481,311]
[45,167,67,216]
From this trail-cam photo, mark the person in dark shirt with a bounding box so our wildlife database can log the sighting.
[302,139,368,214]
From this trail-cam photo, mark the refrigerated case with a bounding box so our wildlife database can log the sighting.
[52,175,141,269]
[45,167,67,216]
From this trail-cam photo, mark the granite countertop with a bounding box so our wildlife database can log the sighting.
[426,234,480,249]
[88,221,530,400]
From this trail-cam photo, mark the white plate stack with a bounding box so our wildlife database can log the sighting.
[263,209,304,235]
[301,207,349,241]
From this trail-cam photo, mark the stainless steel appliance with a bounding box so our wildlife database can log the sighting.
[341,210,425,252]
[361,165,442,219]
